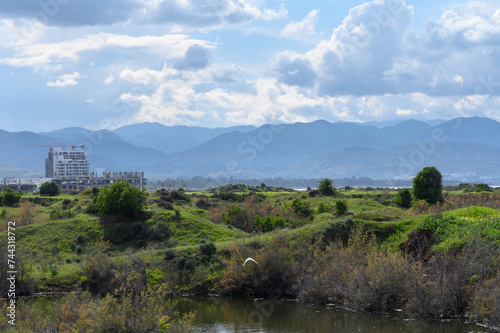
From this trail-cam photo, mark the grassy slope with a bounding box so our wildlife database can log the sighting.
[2,187,500,292]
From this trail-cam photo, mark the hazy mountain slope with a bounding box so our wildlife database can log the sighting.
[112,122,256,154]
[430,117,500,148]
[379,119,433,142]
[1,117,500,179]
[277,141,500,179]
[0,130,71,170]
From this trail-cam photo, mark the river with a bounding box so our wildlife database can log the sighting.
[170,297,491,333]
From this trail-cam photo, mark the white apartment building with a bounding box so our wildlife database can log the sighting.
[45,147,90,179]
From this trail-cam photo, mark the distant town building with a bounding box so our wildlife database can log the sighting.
[1,147,146,193]
[45,147,90,179]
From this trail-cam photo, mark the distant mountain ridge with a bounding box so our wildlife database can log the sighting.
[0,116,499,181]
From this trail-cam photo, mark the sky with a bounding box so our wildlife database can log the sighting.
[1,0,500,132]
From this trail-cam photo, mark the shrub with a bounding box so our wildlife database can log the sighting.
[62,198,71,208]
[394,188,413,209]
[49,265,58,276]
[291,198,313,218]
[335,200,348,216]
[316,202,330,214]
[195,198,210,209]
[158,201,174,210]
[171,190,190,203]
[0,188,22,207]
[221,205,251,232]
[308,190,318,197]
[252,215,286,233]
[199,242,216,257]
[94,181,147,219]
[165,249,177,261]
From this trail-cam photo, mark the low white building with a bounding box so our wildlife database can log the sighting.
[5,178,19,185]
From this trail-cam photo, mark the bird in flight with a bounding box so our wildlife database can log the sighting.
[243,257,259,266]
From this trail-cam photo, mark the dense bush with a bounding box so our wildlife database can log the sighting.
[195,198,210,209]
[94,181,147,219]
[39,181,60,196]
[316,202,331,214]
[335,200,348,216]
[413,166,443,204]
[291,198,313,219]
[318,178,336,196]
[0,188,22,207]
[394,188,413,209]
[252,215,287,232]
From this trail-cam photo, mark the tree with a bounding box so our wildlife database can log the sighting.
[40,181,60,196]
[394,188,413,209]
[94,181,147,219]
[412,166,444,204]
[318,178,335,196]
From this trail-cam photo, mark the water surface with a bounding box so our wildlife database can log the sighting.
[170,297,490,333]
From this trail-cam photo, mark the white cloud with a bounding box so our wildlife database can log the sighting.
[259,5,288,21]
[280,9,319,38]
[119,65,182,85]
[454,95,487,112]
[268,0,500,98]
[141,0,288,29]
[396,108,417,116]
[271,0,415,95]
[452,75,464,85]
[47,71,83,87]
[104,73,114,85]
[0,32,215,70]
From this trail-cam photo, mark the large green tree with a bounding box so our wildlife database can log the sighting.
[94,181,147,219]
[412,166,444,204]
[39,181,60,196]
[318,178,335,196]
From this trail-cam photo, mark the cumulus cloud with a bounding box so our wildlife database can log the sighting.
[268,0,500,97]
[280,9,320,38]
[47,71,82,87]
[210,64,246,84]
[269,0,414,95]
[173,44,212,70]
[267,51,317,87]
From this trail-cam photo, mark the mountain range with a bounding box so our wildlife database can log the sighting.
[1,117,500,181]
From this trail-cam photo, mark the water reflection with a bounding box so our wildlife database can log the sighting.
[170,297,488,333]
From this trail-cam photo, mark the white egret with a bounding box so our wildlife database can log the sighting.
[243,257,259,266]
